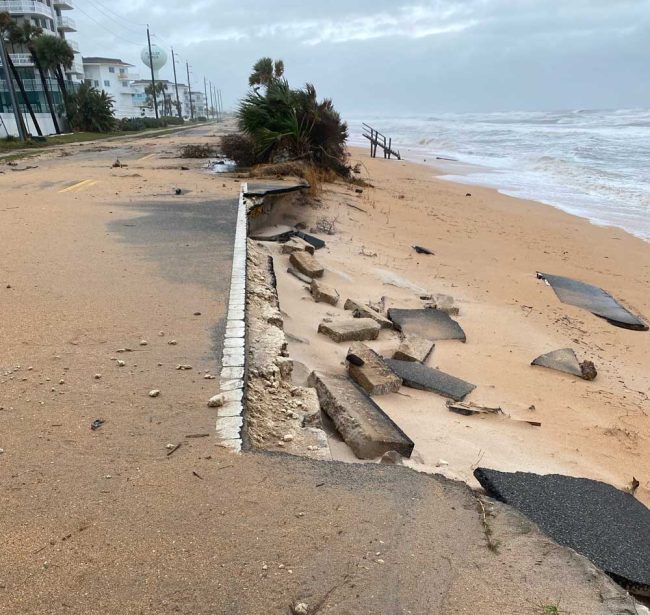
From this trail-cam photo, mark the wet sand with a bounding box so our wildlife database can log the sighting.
[272,146,650,504]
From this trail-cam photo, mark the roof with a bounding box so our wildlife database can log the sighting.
[82,57,134,67]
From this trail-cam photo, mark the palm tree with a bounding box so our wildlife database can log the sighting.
[248,57,285,89]
[8,22,60,134]
[33,34,74,104]
[0,12,39,135]
[145,81,169,116]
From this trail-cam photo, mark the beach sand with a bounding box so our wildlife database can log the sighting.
[270,145,650,504]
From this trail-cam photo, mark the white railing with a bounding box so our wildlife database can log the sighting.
[53,0,73,8]
[0,0,54,19]
[8,53,34,67]
[56,15,76,30]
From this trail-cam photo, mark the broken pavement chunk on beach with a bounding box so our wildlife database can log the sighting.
[537,272,648,331]
[289,251,324,278]
[388,308,466,342]
[308,371,414,459]
[346,342,402,395]
[344,298,393,329]
[310,279,339,306]
[385,359,475,401]
[281,237,315,255]
[393,334,435,363]
[318,319,381,343]
[531,348,597,380]
[473,468,650,596]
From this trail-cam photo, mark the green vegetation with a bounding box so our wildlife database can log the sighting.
[227,57,349,176]
[65,82,115,132]
[116,116,184,131]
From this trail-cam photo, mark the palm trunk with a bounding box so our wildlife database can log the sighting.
[32,53,60,134]
[6,54,42,136]
[55,65,67,99]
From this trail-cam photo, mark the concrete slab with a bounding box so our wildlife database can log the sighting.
[289,251,324,278]
[474,468,650,596]
[281,237,315,255]
[346,342,402,395]
[318,318,381,343]
[344,298,393,329]
[308,371,414,459]
[388,308,466,342]
[310,280,340,306]
[537,272,648,331]
[384,359,475,401]
[244,182,308,197]
[393,334,435,363]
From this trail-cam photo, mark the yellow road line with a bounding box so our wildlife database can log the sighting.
[137,153,155,161]
[59,179,94,193]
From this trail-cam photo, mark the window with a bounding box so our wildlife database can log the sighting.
[109,67,115,73]
[119,68,125,74]
[93,80,99,87]
[122,81,128,87]
[104,80,110,87]
[84,79,92,85]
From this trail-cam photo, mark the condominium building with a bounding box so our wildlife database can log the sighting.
[0,0,84,136]
[82,57,140,118]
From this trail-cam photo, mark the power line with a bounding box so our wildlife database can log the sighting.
[74,4,143,47]
[79,0,144,37]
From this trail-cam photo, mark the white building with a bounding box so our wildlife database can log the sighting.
[131,78,195,119]
[82,57,140,118]
[0,0,83,136]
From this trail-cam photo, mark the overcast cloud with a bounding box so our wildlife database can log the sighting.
[73,0,650,114]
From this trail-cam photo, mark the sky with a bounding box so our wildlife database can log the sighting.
[72,0,650,115]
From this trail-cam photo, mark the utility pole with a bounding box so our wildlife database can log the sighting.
[212,83,218,121]
[203,76,208,119]
[146,25,158,119]
[0,31,27,141]
[171,47,182,120]
[209,80,215,120]
[218,89,223,121]
[185,62,194,120]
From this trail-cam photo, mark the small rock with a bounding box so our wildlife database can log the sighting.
[139,340,148,346]
[282,434,294,442]
[291,602,309,615]
[204,374,216,380]
[0,448,4,454]
[168,340,178,345]
[436,459,449,467]
[149,389,161,398]
[59,379,65,385]
[165,443,175,449]
[117,360,125,367]
[193,311,202,316]
[207,394,224,408]
[176,365,193,371]
[159,331,165,336]
[94,374,102,380]
[380,450,404,465]
[262,564,268,571]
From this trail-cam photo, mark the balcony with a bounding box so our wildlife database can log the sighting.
[53,0,73,9]
[7,52,34,67]
[0,0,54,19]
[67,39,79,52]
[56,15,76,32]
[67,60,84,76]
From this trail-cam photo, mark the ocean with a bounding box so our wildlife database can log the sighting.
[347,109,650,241]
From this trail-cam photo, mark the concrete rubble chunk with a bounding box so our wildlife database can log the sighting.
[289,251,324,279]
[308,371,414,459]
[393,334,435,363]
[310,280,340,306]
[531,348,597,380]
[474,467,650,597]
[346,342,402,395]
[384,359,475,401]
[287,267,312,284]
[318,318,381,343]
[344,298,393,329]
[388,308,466,342]
[281,237,315,255]
[426,293,459,316]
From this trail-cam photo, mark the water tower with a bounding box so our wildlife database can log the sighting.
[141,44,167,78]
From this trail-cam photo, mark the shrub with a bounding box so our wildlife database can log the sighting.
[180,143,216,158]
[220,133,256,167]
[116,116,184,131]
[66,82,115,132]
[238,74,349,176]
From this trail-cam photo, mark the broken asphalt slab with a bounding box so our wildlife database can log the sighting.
[532,348,597,380]
[474,468,650,596]
[393,334,435,363]
[244,182,308,197]
[388,308,466,342]
[346,342,402,395]
[308,371,414,459]
[385,359,475,401]
[537,272,648,331]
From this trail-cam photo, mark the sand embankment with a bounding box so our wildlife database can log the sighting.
[270,145,650,504]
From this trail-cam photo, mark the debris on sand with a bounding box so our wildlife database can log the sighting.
[413,245,434,255]
[393,334,435,363]
[318,318,381,343]
[208,394,225,408]
[388,308,466,342]
[346,342,402,395]
[148,389,161,398]
[344,299,393,329]
[289,252,324,279]
[536,272,648,331]
[90,418,105,431]
[531,348,597,381]
[474,468,650,597]
[385,359,475,401]
[310,280,340,306]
